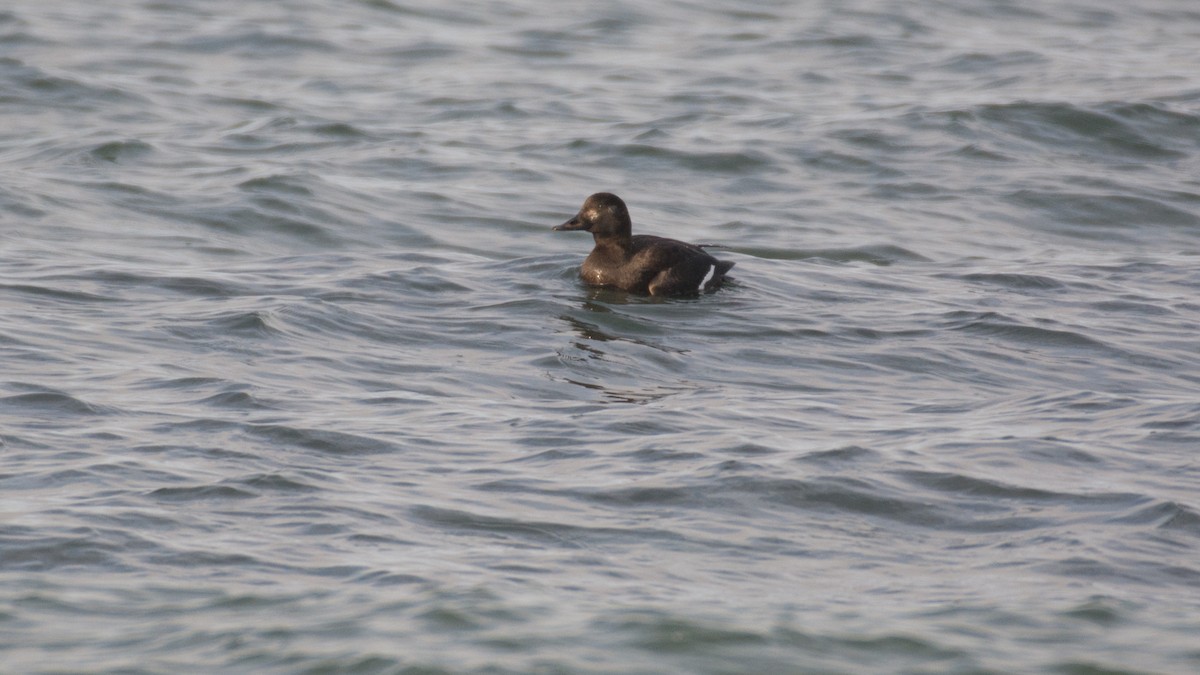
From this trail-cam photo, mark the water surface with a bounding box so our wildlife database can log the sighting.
[3,1,1200,673]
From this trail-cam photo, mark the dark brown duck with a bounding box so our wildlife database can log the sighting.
[553,193,734,296]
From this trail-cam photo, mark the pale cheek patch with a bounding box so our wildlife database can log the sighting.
[698,263,716,290]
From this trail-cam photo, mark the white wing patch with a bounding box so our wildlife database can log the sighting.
[698,263,716,291]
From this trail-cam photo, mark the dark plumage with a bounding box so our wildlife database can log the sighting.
[553,193,734,296]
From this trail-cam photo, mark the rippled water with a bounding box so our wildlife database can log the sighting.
[3,1,1200,673]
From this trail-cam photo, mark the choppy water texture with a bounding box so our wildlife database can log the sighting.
[3,0,1200,673]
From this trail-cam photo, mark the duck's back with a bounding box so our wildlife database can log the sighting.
[582,235,734,295]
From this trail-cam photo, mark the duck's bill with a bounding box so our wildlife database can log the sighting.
[553,215,586,231]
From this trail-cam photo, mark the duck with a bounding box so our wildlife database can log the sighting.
[553,193,734,296]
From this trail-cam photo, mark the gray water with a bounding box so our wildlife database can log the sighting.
[3,1,1200,673]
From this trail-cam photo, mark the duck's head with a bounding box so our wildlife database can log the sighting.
[553,192,631,238]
